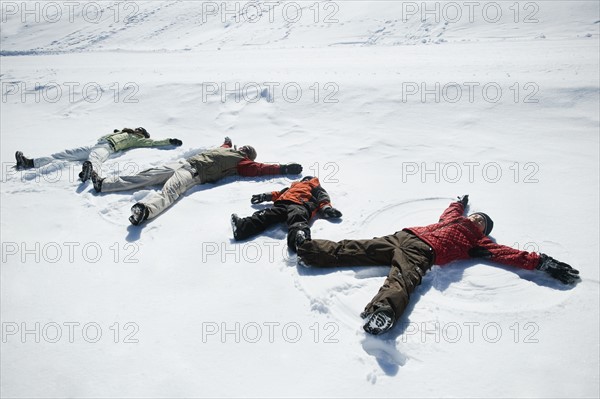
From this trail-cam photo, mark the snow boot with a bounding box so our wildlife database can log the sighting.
[79,161,93,182]
[295,230,307,250]
[15,151,34,169]
[362,306,395,335]
[129,203,149,226]
[297,256,311,268]
[231,213,241,240]
[91,171,104,192]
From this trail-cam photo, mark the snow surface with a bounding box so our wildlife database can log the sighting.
[1,1,599,398]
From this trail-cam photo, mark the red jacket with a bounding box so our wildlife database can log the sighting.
[237,158,281,177]
[404,202,540,270]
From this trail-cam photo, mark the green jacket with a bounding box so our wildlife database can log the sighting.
[187,147,247,183]
[100,131,172,152]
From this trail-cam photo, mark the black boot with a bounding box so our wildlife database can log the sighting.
[15,151,34,169]
[129,203,149,226]
[79,161,93,182]
[294,230,308,251]
[231,213,241,240]
[362,306,395,335]
[91,171,104,192]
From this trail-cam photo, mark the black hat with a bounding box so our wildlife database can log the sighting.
[473,212,494,236]
[239,145,257,161]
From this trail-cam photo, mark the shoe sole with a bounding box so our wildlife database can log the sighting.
[129,212,145,226]
[129,215,140,226]
[297,257,311,268]
[231,214,239,239]
[129,205,147,226]
[362,310,394,335]
[80,161,93,182]
[15,151,27,169]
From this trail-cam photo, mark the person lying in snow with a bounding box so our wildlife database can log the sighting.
[231,176,343,252]
[91,137,303,226]
[296,195,580,336]
[15,127,181,182]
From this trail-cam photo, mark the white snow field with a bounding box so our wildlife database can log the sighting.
[1,1,599,398]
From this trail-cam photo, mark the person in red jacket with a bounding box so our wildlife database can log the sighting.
[231,176,342,252]
[297,195,580,335]
[94,137,302,225]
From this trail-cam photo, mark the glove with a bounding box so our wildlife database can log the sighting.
[169,138,183,146]
[457,194,469,207]
[468,246,492,258]
[536,254,580,285]
[224,136,232,146]
[321,205,342,219]
[251,193,272,204]
[280,163,303,175]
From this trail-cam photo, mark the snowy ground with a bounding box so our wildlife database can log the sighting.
[1,1,599,398]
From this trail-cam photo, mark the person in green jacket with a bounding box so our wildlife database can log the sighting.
[14,127,182,182]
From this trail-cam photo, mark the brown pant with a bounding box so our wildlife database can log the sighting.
[297,231,434,322]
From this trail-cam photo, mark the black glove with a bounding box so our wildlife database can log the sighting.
[169,138,183,146]
[321,205,342,219]
[457,194,469,207]
[280,163,302,175]
[251,193,272,204]
[536,254,580,285]
[468,246,492,258]
[224,136,232,146]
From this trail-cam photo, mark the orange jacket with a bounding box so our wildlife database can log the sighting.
[270,177,331,217]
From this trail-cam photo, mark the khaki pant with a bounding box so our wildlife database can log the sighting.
[297,231,434,321]
[34,141,113,176]
[101,160,203,220]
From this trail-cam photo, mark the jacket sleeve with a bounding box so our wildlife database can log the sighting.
[236,159,282,177]
[470,237,541,270]
[311,179,331,209]
[149,138,173,147]
[132,137,172,148]
[439,201,465,222]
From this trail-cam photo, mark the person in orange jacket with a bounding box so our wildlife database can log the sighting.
[231,176,342,252]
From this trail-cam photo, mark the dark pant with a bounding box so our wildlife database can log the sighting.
[297,231,434,322]
[234,203,312,252]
